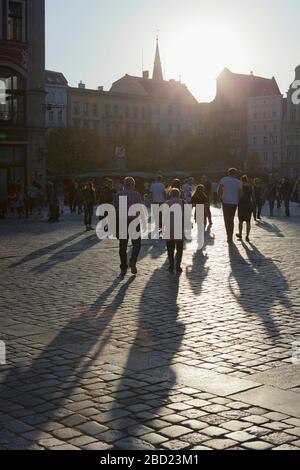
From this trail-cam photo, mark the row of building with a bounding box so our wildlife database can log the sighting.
[1,0,300,205]
[46,56,300,179]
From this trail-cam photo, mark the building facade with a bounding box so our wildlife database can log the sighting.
[206,68,282,171]
[67,41,198,145]
[283,65,300,177]
[247,95,283,173]
[45,70,68,128]
[0,0,45,201]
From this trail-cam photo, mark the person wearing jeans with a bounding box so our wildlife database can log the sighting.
[165,188,185,274]
[119,227,141,275]
[83,181,96,231]
[218,168,243,244]
[252,178,263,221]
[265,181,277,217]
[113,177,143,276]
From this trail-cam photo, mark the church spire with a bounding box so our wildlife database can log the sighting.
[152,38,164,82]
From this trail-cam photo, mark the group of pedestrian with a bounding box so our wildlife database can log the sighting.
[0,180,45,219]
[106,170,300,276]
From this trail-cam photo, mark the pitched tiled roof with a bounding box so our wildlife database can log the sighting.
[217,68,281,98]
[45,70,68,86]
[110,75,198,104]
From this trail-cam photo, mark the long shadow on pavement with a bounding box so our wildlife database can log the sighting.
[228,242,293,343]
[107,264,185,449]
[0,275,136,448]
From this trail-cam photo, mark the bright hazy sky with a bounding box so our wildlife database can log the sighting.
[46,0,300,102]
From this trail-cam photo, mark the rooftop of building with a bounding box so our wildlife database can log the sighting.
[216,67,282,97]
[45,70,68,86]
[110,73,198,104]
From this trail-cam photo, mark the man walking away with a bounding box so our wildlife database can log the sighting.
[252,178,263,221]
[57,182,65,215]
[212,181,219,206]
[83,181,96,231]
[202,175,213,225]
[113,177,143,277]
[281,177,293,217]
[150,175,166,231]
[218,168,243,244]
[165,188,185,274]
[265,180,277,217]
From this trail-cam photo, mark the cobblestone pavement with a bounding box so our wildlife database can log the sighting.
[0,203,300,450]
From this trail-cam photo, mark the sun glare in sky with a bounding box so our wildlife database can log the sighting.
[166,23,247,101]
[46,0,300,102]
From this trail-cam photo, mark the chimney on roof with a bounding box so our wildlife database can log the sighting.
[250,71,254,76]
[78,80,85,89]
[98,86,104,91]
[143,70,149,80]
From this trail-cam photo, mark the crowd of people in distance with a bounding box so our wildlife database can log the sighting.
[1,172,300,276]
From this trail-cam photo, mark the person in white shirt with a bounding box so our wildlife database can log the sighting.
[150,176,166,203]
[151,176,166,230]
[218,168,243,244]
[182,178,194,203]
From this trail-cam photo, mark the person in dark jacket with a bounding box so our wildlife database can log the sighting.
[236,175,253,242]
[252,178,263,221]
[48,182,60,223]
[265,180,277,216]
[83,181,96,231]
[191,184,210,227]
[281,177,293,217]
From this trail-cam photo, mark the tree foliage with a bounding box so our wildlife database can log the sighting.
[46,127,109,175]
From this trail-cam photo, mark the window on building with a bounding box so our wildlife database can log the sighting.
[0,67,25,124]
[74,102,80,115]
[83,120,89,128]
[264,136,268,145]
[114,105,118,117]
[133,107,138,119]
[105,104,111,117]
[49,111,54,122]
[263,152,268,161]
[125,106,130,119]
[7,1,26,42]
[93,103,97,116]
[58,110,63,123]
[83,103,89,115]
